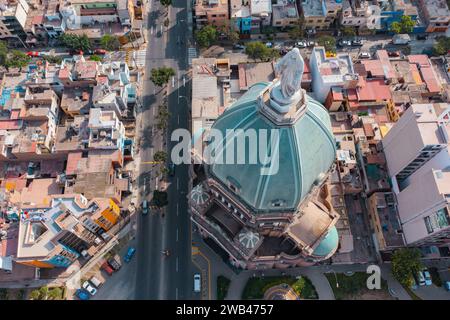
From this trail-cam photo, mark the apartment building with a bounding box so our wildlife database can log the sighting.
[300,0,342,31]
[271,0,299,28]
[0,0,28,47]
[194,0,229,29]
[382,103,450,253]
[418,0,450,33]
[309,46,358,103]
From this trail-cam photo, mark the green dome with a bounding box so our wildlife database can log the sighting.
[312,226,339,257]
[208,82,336,213]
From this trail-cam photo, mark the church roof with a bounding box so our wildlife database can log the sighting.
[208,82,336,213]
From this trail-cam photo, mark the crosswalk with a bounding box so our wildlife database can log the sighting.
[134,50,147,68]
[188,47,197,66]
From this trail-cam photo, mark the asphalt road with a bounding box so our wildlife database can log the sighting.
[134,0,192,300]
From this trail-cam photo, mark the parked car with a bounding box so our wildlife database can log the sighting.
[70,49,83,55]
[265,42,273,48]
[82,281,98,295]
[351,39,363,46]
[416,271,426,286]
[359,52,371,59]
[142,199,149,215]
[89,276,103,288]
[94,49,107,55]
[194,273,201,293]
[168,163,176,176]
[108,255,122,271]
[295,41,307,48]
[306,40,316,47]
[101,261,114,276]
[422,269,432,286]
[233,43,245,50]
[75,289,90,300]
[124,247,136,263]
[338,39,352,47]
[387,50,401,57]
[444,281,450,291]
[26,51,40,57]
[416,34,427,40]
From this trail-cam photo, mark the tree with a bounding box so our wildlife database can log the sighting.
[154,151,167,163]
[292,277,306,296]
[150,67,175,87]
[341,26,356,37]
[100,34,120,51]
[29,290,41,300]
[59,33,91,51]
[245,41,278,61]
[160,0,172,7]
[156,105,171,130]
[317,35,336,53]
[195,25,218,48]
[5,50,31,70]
[288,17,305,40]
[391,248,423,288]
[0,41,7,66]
[42,55,63,64]
[89,55,102,62]
[152,190,168,207]
[47,287,63,300]
[432,36,450,56]
[390,15,415,34]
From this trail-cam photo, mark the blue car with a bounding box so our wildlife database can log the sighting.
[76,289,90,300]
[124,247,136,263]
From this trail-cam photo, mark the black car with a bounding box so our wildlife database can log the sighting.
[417,34,427,40]
[107,256,121,271]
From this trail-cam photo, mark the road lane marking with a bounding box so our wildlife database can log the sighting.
[141,161,163,165]
[176,257,179,272]
[172,76,175,87]
[177,178,179,190]
[183,76,185,87]
[176,203,179,216]
[155,177,158,190]
[176,228,179,242]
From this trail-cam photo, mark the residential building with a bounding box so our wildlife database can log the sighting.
[0,0,28,47]
[230,0,251,34]
[378,0,424,33]
[87,108,125,151]
[194,0,229,29]
[382,103,450,254]
[272,0,299,28]
[418,0,450,33]
[301,0,342,31]
[15,193,120,268]
[309,46,358,103]
[250,0,271,32]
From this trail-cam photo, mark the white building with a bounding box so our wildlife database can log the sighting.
[309,47,358,103]
[382,103,450,249]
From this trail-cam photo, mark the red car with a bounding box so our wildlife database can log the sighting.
[387,50,400,57]
[27,51,39,57]
[94,49,107,55]
[101,261,114,276]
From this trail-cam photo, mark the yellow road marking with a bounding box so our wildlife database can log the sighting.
[140,161,163,165]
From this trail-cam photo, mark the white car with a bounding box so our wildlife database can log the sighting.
[193,274,201,293]
[422,270,432,286]
[295,41,307,48]
[359,52,371,59]
[82,281,98,295]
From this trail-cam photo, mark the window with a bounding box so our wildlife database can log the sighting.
[424,208,450,234]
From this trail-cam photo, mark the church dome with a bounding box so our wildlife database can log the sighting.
[207,81,336,213]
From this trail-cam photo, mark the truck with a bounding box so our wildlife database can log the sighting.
[392,34,411,45]
[107,254,122,271]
